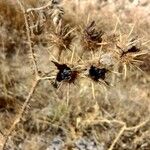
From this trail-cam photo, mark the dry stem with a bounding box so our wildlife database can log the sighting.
[2,79,40,149]
[1,0,50,149]
[17,0,39,76]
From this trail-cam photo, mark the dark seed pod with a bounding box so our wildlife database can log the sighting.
[56,65,72,82]
[89,65,108,81]
[52,61,78,83]
[127,46,140,53]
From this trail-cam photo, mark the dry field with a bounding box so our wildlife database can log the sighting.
[0,0,150,150]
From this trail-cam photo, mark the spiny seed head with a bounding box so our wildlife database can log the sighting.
[50,25,75,50]
[89,65,108,81]
[82,21,103,51]
[85,21,103,42]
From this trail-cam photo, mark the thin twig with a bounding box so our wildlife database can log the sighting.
[91,81,96,100]
[126,119,149,131]
[108,125,126,150]
[123,63,127,80]
[66,84,70,106]
[40,76,56,80]
[70,46,75,64]
[80,117,149,150]
[108,119,149,150]
[113,15,121,33]
[128,22,136,38]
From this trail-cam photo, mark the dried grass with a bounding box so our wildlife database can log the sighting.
[0,0,150,150]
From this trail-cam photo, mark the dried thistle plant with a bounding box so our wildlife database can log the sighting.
[49,25,75,50]
[49,24,75,60]
[0,0,150,150]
